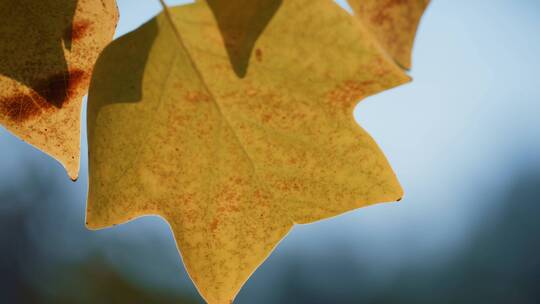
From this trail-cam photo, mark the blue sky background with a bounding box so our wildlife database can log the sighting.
[0,1,539,303]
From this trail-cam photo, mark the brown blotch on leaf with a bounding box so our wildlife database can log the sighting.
[210,218,219,232]
[184,91,212,104]
[0,69,87,123]
[65,20,92,49]
[35,68,86,108]
[0,92,44,123]
[255,48,263,62]
[71,20,91,42]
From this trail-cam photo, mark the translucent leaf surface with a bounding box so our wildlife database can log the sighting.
[87,0,426,302]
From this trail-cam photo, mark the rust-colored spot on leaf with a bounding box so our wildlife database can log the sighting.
[255,48,263,62]
[71,20,92,42]
[34,68,86,108]
[210,218,219,232]
[0,91,44,123]
[35,73,68,107]
[1,69,87,123]
[371,0,408,26]
[327,80,376,110]
[184,91,211,103]
[66,69,87,96]
[65,20,92,49]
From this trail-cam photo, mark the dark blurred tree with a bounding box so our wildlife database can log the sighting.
[0,166,199,304]
[267,169,540,304]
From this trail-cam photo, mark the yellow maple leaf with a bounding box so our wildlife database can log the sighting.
[348,0,430,68]
[0,0,118,180]
[87,0,425,302]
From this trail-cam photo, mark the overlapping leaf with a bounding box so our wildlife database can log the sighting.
[0,0,118,179]
[348,0,430,68]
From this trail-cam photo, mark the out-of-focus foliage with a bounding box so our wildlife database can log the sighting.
[268,170,540,304]
[0,165,198,304]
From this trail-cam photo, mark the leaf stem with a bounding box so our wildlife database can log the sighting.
[157,0,168,9]
[158,0,173,25]
[157,0,187,47]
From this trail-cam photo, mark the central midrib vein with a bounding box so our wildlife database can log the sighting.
[157,1,295,224]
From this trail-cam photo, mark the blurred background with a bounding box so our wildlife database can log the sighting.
[1,0,539,303]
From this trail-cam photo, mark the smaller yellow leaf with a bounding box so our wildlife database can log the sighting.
[348,0,430,69]
[0,0,118,179]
